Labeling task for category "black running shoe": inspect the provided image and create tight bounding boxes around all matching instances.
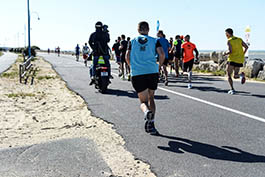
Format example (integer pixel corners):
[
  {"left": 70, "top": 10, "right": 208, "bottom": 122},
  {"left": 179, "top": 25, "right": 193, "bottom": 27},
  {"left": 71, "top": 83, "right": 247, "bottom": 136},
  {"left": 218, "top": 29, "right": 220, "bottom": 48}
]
[
  {"left": 145, "top": 121, "right": 159, "bottom": 135},
  {"left": 89, "top": 79, "right": 95, "bottom": 86}
]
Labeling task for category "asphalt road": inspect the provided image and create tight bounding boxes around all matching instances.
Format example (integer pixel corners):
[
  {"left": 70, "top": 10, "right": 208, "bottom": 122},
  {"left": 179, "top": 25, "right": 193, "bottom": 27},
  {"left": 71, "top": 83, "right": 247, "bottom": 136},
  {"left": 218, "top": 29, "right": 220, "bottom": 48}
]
[
  {"left": 40, "top": 53, "right": 265, "bottom": 177},
  {"left": 0, "top": 52, "right": 18, "bottom": 74}
]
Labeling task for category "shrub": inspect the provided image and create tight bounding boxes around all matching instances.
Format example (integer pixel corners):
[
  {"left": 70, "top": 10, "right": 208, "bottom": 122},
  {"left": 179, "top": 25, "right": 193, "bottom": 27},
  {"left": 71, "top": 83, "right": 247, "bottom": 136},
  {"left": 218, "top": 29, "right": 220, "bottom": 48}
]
[
  {"left": 24, "top": 47, "right": 36, "bottom": 57},
  {"left": 32, "top": 46, "right": 40, "bottom": 50}
]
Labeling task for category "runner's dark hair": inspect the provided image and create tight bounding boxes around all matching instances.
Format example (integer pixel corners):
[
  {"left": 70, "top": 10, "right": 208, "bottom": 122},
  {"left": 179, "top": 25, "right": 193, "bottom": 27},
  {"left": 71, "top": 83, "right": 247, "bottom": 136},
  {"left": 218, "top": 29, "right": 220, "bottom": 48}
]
[
  {"left": 138, "top": 21, "right": 149, "bottom": 32},
  {"left": 158, "top": 30, "right": 164, "bottom": 35},
  {"left": 225, "top": 28, "right": 233, "bottom": 35}
]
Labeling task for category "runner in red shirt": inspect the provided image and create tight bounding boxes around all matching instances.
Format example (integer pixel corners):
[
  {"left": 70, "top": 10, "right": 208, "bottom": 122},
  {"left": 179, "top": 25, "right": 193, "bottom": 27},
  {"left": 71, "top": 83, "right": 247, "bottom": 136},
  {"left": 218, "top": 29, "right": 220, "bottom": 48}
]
[{"left": 182, "top": 35, "right": 199, "bottom": 89}]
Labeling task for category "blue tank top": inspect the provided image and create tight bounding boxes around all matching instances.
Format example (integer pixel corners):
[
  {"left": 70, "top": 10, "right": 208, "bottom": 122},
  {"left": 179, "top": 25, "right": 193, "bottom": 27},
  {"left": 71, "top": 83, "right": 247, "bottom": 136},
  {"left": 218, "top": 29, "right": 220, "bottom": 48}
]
[
  {"left": 130, "top": 35, "right": 159, "bottom": 76},
  {"left": 158, "top": 37, "right": 170, "bottom": 58}
]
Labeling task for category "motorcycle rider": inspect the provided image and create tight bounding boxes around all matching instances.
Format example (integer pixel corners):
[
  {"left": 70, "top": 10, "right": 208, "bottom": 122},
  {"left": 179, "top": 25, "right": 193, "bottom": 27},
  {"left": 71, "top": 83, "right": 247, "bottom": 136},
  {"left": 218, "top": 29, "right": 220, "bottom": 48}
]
[{"left": 89, "top": 21, "right": 111, "bottom": 85}]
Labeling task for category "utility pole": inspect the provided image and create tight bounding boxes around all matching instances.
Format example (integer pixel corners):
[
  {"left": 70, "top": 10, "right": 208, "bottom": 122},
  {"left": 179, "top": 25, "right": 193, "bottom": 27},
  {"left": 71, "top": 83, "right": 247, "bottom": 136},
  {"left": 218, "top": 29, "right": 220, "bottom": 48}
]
[{"left": 27, "top": 0, "right": 31, "bottom": 57}]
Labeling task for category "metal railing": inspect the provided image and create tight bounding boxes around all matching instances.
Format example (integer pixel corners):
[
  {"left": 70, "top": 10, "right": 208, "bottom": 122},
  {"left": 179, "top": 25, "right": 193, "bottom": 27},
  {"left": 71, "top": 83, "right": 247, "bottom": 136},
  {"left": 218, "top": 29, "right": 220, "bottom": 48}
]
[{"left": 19, "top": 56, "right": 36, "bottom": 84}]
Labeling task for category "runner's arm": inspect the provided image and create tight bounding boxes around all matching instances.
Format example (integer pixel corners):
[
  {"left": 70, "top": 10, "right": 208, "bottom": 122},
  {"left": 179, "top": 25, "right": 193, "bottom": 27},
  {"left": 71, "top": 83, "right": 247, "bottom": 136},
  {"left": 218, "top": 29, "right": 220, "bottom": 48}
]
[
  {"left": 242, "top": 40, "right": 249, "bottom": 54},
  {"left": 181, "top": 48, "right": 184, "bottom": 58},
  {"left": 88, "top": 47, "right": 91, "bottom": 54},
  {"left": 157, "top": 47, "right": 165, "bottom": 67},
  {"left": 119, "top": 43, "right": 124, "bottom": 50},
  {"left": 88, "top": 34, "right": 95, "bottom": 50},
  {"left": 126, "top": 50, "right": 131, "bottom": 67},
  {"left": 170, "top": 45, "right": 174, "bottom": 53},
  {"left": 223, "top": 41, "right": 232, "bottom": 56},
  {"left": 156, "top": 41, "right": 165, "bottom": 67},
  {"left": 194, "top": 48, "right": 199, "bottom": 59},
  {"left": 167, "top": 41, "right": 171, "bottom": 53},
  {"left": 125, "top": 42, "right": 131, "bottom": 66}
]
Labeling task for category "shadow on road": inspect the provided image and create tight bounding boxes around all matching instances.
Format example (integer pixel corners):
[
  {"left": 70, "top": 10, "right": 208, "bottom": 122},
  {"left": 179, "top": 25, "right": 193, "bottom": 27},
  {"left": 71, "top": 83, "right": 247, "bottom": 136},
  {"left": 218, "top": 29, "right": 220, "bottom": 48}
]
[
  {"left": 166, "top": 74, "right": 223, "bottom": 83},
  {"left": 157, "top": 134, "right": 265, "bottom": 163},
  {"left": 251, "top": 94, "right": 265, "bottom": 98},
  {"left": 190, "top": 86, "right": 265, "bottom": 99},
  {"left": 106, "top": 89, "right": 170, "bottom": 100},
  {"left": 106, "top": 89, "right": 138, "bottom": 98}
]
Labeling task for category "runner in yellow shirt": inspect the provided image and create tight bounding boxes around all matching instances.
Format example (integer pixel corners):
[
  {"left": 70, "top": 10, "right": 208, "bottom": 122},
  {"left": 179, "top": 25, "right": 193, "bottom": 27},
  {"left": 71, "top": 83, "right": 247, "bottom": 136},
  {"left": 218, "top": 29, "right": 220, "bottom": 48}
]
[{"left": 223, "top": 28, "right": 248, "bottom": 95}]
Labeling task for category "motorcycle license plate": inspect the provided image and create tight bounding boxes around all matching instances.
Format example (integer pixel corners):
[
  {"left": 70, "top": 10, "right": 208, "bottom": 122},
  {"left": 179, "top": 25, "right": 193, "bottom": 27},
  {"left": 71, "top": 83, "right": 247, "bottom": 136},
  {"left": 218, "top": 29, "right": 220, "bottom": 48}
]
[{"left": 101, "top": 72, "right": 108, "bottom": 76}]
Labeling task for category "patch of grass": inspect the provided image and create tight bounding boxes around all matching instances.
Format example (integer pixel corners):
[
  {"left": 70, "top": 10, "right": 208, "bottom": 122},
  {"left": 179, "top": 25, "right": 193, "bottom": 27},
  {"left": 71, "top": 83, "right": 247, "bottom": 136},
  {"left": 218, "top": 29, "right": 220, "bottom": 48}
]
[
  {"left": 0, "top": 71, "right": 19, "bottom": 78},
  {"left": 6, "top": 93, "right": 36, "bottom": 98},
  {"left": 212, "top": 70, "right": 226, "bottom": 76},
  {"left": 36, "top": 75, "right": 56, "bottom": 80},
  {"left": 0, "top": 52, "right": 3, "bottom": 57},
  {"left": 31, "top": 57, "right": 38, "bottom": 62},
  {"left": 17, "top": 57, "right": 24, "bottom": 63}
]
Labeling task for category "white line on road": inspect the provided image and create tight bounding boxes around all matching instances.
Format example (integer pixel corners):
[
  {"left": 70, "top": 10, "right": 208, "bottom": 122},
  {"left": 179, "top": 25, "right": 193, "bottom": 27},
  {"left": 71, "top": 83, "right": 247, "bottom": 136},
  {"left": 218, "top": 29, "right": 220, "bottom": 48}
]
[
  {"left": 112, "top": 72, "right": 265, "bottom": 123},
  {"left": 158, "top": 86, "right": 265, "bottom": 123}
]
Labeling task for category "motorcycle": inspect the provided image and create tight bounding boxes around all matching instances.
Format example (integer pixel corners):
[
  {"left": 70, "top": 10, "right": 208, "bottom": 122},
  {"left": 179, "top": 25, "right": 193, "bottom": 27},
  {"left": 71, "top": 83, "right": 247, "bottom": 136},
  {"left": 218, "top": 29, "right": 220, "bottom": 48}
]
[{"left": 93, "top": 56, "right": 110, "bottom": 93}]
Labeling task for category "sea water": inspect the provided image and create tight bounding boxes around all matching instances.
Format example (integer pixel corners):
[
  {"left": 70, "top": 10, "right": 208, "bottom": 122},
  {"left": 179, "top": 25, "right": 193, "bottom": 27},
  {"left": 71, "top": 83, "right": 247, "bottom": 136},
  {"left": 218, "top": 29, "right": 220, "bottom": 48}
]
[
  {"left": 248, "top": 51, "right": 265, "bottom": 60},
  {"left": 200, "top": 50, "right": 265, "bottom": 61}
]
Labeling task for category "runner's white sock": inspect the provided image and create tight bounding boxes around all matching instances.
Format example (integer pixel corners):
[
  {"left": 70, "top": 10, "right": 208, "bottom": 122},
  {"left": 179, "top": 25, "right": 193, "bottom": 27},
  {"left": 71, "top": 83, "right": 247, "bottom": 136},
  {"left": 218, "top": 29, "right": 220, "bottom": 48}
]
[{"left": 144, "top": 110, "right": 150, "bottom": 115}]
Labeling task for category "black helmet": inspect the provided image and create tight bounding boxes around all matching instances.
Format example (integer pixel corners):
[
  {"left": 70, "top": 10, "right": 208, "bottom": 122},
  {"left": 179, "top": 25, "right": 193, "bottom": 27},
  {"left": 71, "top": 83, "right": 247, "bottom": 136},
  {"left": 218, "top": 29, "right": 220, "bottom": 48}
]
[{"left": 95, "top": 21, "right": 103, "bottom": 28}]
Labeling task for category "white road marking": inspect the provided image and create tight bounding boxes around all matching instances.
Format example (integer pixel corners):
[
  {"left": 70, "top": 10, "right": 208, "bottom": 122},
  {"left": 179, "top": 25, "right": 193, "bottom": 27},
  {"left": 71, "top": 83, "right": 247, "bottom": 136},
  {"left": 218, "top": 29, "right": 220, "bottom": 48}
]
[{"left": 158, "top": 86, "right": 265, "bottom": 123}]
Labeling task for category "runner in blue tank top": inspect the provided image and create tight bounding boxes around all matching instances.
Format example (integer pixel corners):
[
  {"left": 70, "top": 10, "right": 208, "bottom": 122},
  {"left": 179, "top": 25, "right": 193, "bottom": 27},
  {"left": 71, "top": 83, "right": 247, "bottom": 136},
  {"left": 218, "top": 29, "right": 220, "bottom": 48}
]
[
  {"left": 157, "top": 30, "right": 171, "bottom": 86},
  {"left": 126, "top": 21, "right": 165, "bottom": 135}
]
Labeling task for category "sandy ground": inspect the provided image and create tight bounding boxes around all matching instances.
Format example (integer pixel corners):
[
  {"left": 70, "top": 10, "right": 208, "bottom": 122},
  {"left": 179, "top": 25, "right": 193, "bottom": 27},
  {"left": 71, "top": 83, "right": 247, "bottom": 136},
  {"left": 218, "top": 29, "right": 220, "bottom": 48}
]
[{"left": 0, "top": 56, "right": 155, "bottom": 177}]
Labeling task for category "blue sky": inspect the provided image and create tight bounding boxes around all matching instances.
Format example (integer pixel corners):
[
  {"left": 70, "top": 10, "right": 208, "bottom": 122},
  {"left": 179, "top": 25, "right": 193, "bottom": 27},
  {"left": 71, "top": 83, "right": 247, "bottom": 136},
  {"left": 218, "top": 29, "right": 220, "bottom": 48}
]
[{"left": 1, "top": 0, "right": 265, "bottom": 50}]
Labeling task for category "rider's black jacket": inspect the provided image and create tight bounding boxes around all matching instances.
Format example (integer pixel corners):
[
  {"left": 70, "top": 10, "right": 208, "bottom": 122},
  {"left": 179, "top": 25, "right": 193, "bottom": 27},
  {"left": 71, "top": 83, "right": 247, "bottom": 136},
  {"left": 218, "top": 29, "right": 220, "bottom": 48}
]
[{"left": 89, "top": 28, "right": 110, "bottom": 56}]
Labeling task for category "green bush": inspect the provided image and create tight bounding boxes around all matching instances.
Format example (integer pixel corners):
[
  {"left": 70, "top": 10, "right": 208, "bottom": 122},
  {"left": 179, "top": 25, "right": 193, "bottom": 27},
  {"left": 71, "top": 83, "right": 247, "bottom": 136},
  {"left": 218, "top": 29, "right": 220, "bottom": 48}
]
[
  {"left": 9, "top": 46, "right": 40, "bottom": 57},
  {"left": 24, "top": 47, "right": 36, "bottom": 57},
  {"left": 32, "top": 46, "right": 40, "bottom": 50}
]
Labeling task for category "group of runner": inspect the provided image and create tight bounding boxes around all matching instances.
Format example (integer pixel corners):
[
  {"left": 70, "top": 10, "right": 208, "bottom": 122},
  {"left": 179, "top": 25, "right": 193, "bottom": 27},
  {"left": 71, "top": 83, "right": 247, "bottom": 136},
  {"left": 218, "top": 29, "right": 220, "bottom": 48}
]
[
  {"left": 58, "top": 21, "right": 248, "bottom": 135},
  {"left": 155, "top": 30, "right": 199, "bottom": 88},
  {"left": 124, "top": 22, "right": 248, "bottom": 135},
  {"left": 75, "top": 43, "right": 90, "bottom": 66},
  {"left": 112, "top": 29, "right": 200, "bottom": 89},
  {"left": 112, "top": 35, "right": 131, "bottom": 81}
]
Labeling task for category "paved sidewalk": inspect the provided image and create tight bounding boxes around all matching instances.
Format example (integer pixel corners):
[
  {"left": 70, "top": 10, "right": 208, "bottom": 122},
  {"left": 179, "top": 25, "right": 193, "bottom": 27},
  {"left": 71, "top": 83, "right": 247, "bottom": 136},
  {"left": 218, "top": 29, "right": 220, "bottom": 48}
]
[
  {"left": 0, "top": 52, "right": 18, "bottom": 74},
  {"left": 0, "top": 138, "right": 111, "bottom": 177}
]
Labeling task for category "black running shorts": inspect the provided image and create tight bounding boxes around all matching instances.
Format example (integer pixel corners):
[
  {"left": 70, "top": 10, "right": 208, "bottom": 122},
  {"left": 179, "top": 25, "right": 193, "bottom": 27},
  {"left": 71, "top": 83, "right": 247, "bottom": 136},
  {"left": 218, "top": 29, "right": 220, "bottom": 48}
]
[
  {"left": 121, "top": 54, "right": 126, "bottom": 63},
  {"left": 183, "top": 59, "right": 194, "bottom": 72},
  {"left": 132, "top": 73, "right": 159, "bottom": 93},
  {"left": 227, "top": 61, "right": 243, "bottom": 67},
  {"left": 174, "top": 52, "right": 181, "bottom": 59},
  {"left": 168, "top": 53, "right": 174, "bottom": 60}
]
